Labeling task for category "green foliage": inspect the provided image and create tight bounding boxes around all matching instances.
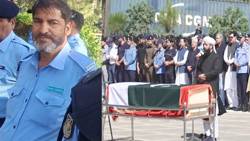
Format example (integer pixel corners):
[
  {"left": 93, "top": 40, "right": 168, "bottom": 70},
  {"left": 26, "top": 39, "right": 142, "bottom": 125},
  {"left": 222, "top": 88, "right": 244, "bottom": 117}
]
[
  {"left": 16, "top": 12, "right": 32, "bottom": 26},
  {"left": 148, "top": 24, "right": 165, "bottom": 36},
  {"left": 81, "top": 25, "right": 102, "bottom": 66},
  {"left": 158, "top": 0, "right": 179, "bottom": 33},
  {"left": 15, "top": 0, "right": 35, "bottom": 12},
  {"left": 125, "top": 1, "right": 155, "bottom": 36},
  {"left": 108, "top": 12, "right": 127, "bottom": 35},
  {"left": 14, "top": 12, "right": 32, "bottom": 40},
  {"left": 209, "top": 7, "right": 249, "bottom": 36},
  {"left": 67, "top": 0, "right": 102, "bottom": 26}
]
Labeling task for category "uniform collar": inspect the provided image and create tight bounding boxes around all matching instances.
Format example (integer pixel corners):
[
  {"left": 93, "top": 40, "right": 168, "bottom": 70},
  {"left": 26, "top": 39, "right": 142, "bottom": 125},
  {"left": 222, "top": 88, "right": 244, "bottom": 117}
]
[
  {"left": 0, "top": 31, "right": 15, "bottom": 52},
  {"left": 68, "top": 33, "right": 80, "bottom": 41},
  {"left": 49, "top": 42, "right": 71, "bottom": 70},
  {"left": 31, "top": 42, "right": 71, "bottom": 70}
]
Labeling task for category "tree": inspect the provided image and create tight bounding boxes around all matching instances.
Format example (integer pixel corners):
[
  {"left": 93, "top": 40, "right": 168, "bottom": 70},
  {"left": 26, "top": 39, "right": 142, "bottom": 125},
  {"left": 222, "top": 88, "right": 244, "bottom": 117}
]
[
  {"left": 15, "top": 0, "right": 35, "bottom": 11},
  {"left": 158, "top": 0, "right": 179, "bottom": 34},
  {"left": 209, "top": 7, "right": 249, "bottom": 36},
  {"left": 125, "top": 1, "right": 154, "bottom": 36},
  {"left": 108, "top": 12, "right": 127, "bottom": 35},
  {"left": 67, "top": 0, "right": 102, "bottom": 21},
  {"left": 15, "top": 12, "right": 32, "bottom": 40}
]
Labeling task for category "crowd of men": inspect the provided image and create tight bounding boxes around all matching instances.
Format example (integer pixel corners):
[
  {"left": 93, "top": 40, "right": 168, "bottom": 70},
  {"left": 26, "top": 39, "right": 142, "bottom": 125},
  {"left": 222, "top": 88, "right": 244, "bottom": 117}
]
[
  {"left": 101, "top": 32, "right": 250, "bottom": 140},
  {"left": 101, "top": 32, "right": 250, "bottom": 112}
]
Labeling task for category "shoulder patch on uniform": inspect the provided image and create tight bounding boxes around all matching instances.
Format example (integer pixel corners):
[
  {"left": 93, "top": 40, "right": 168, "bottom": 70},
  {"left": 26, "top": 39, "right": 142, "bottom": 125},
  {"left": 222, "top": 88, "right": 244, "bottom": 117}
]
[
  {"left": 69, "top": 50, "right": 96, "bottom": 72},
  {"left": 63, "top": 113, "right": 75, "bottom": 139},
  {"left": 12, "top": 35, "right": 35, "bottom": 51},
  {"left": 21, "top": 53, "right": 34, "bottom": 62},
  {"left": 17, "top": 53, "right": 34, "bottom": 72}
]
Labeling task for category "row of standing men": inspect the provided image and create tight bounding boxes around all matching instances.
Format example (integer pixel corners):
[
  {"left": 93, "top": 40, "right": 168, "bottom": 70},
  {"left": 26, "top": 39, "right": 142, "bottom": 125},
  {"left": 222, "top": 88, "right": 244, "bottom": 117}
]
[
  {"left": 0, "top": 0, "right": 101, "bottom": 141},
  {"left": 101, "top": 32, "right": 250, "bottom": 112}
]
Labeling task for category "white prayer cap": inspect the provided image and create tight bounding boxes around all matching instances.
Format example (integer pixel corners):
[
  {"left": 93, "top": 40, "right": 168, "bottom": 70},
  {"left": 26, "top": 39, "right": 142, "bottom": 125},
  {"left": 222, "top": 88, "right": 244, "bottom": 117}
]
[
  {"left": 192, "top": 36, "right": 198, "bottom": 43},
  {"left": 203, "top": 36, "right": 216, "bottom": 46},
  {"left": 203, "top": 36, "right": 216, "bottom": 53}
]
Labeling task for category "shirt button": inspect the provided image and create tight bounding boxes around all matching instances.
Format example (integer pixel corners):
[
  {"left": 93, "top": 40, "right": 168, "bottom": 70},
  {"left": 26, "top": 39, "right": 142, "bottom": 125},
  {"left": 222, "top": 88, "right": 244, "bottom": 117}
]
[
  {"left": 45, "top": 101, "right": 49, "bottom": 105},
  {"left": 11, "top": 93, "right": 14, "bottom": 97},
  {"left": 25, "top": 99, "right": 28, "bottom": 103},
  {"left": 13, "top": 125, "right": 16, "bottom": 129}
]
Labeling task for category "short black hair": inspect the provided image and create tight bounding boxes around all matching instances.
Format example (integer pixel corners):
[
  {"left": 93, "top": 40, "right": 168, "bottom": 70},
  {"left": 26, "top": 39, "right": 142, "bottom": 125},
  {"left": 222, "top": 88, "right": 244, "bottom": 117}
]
[
  {"left": 247, "top": 33, "right": 250, "bottom": 38},
  {"left": 127, "top": 36, "right": 134, "bottom": 42},
  {"left": 133, "top": 36, "right": 140, "bottom": 44},
  {"left": 229, "top": 31, "right": 238, "bottom": 37},
  {"left": 70, "top": 10, "right": 84, "bottom": 31},
  {"left": 32, "top": 0, "right": 72, "bottom": 23},
  {"left": 101, "top": 36, "right": 107, "bottom": 42}
]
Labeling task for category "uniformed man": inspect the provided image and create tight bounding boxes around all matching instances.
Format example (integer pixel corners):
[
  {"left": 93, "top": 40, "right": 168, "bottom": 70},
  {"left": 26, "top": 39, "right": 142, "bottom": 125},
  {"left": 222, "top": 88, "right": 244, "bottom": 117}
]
[
  {"left": 123, "top": 36, "right": 137, "bottom": 82},
  {"left": 68, "top": 10, "right": 88, "bottom": 56},
  {"left": 0, "top": 0, "right": 96, "bottom": 140},
  {"left": 144, "top": 39, "right": 155, "bottom": 82},
  {"left": 0, "top": 0, "right": 34, "bottom": 127},
  {"left": 136, "top": 36, "right": 147, "bottom": 82},
  {"left": 153, "top": 39, "right": 165, "bottom": 83},
  {"left": 58, "top": 69, "right": 102, "bottom": 141}
]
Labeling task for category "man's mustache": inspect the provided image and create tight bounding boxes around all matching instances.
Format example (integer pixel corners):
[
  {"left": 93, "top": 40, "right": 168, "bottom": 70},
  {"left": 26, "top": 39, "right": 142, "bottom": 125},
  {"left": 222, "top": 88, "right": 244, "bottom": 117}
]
[{"left": 37, "top": 33, "right": 53, "bottom": 39}]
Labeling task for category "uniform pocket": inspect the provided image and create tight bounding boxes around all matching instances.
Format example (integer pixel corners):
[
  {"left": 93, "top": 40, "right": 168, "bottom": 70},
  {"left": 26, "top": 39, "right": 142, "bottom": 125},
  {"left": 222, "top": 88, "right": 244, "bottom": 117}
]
[
  {"left": 8, "top": 86, "right": 24, "bottom": 98},
  {"left": 35, "top": 90, "right": 65, "bottom": 107},
  {"left": 25, "top": 90, "right": 68, "bottom": 129},
  {"left": 0, "top": 66, "right": 7, "bottom": 80},
  {"left": 6, "top": 86, "right": 25, "bottom": 118}
]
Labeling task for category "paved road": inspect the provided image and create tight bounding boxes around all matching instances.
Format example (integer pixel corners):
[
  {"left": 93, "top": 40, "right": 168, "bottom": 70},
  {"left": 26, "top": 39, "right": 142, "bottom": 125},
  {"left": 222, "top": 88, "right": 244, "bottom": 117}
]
[{"left": 103, "top": 110, "right": 250, "bottom": 141}]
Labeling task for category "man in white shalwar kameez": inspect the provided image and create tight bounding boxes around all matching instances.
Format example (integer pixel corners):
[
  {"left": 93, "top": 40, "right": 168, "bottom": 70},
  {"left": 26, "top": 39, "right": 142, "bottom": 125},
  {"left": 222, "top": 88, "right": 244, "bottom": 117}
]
[
  {"left": 174, "top": 38, "right": 189, "bottom": 85},
  {"left": 224, "top": 32, "right": 238, "bottom": 109}
]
